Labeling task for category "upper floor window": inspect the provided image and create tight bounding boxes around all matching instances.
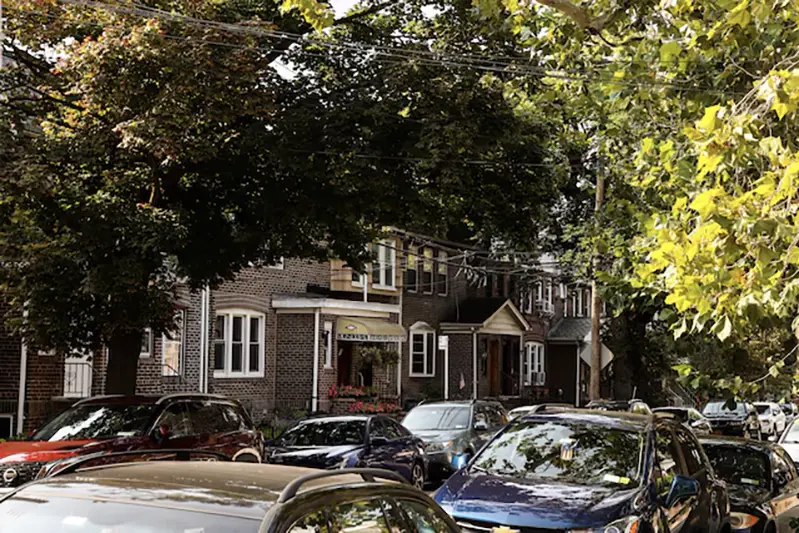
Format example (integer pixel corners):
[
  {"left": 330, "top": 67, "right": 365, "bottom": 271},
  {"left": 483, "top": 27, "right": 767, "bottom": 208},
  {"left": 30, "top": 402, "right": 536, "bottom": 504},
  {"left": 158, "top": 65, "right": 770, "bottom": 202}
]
[
  {"left": 373, "top": 240, "right": 396, "bottom": 290},
  {"left": 214, "top": 310, "right": 265, "bottom": 378},
  {"left": 404, "top": 243, "right": 418, "bottom": 293},
  {"left": 422, "top": 248, "right": 434, "bottom": 294},
  {"left": 162, "top": 310, "right": 185, "bottom": 376},
  {"left": 437, "top": 251, "right": 448, "bottom": 295},
  {"left": 582, "top": 289, "right": 591, "bottom": 317},
  {"left": 352, "top": 269, "right": 366, "bottom": 287}
]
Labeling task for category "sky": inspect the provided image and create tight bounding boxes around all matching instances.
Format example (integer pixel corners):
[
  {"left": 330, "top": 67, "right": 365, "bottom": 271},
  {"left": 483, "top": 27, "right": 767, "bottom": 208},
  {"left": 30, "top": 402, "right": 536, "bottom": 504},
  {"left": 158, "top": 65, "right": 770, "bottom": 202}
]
[{"left": 330, "top": 0, "right": 360, "bottom": 17}]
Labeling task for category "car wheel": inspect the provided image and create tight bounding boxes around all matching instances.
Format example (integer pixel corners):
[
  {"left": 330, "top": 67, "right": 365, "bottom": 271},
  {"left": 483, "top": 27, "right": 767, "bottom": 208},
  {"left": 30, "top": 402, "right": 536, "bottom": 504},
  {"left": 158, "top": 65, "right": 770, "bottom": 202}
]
[
  {"left": 411, "top": 462, "right": 425, "bottom": 490},
  {"left": 233, "top": 453, "right": 260, "bottom": 463}
]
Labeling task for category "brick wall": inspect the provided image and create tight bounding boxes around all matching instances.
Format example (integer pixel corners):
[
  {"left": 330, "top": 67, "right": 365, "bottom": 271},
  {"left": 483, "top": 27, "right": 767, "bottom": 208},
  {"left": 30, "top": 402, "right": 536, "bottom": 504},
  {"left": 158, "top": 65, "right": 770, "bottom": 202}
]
[
  {"left": 275, "top": 313, "right": 315, "bottom": 413},
  {"left": 0, "top": 302, "right": 21, "bottom": 414},
  {"left": 446, "top": 333, "right": 473, "bottom": 400}
]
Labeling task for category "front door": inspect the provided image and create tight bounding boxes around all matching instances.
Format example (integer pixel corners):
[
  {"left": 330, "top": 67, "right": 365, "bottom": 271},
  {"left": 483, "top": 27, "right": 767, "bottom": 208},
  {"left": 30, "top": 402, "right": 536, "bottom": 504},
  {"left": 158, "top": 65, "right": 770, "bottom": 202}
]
[
  {"left": 488, "top": 339, "right": 500, "bottom": 396},
  {"left": 338, "top": 343, "right": 353, "bottom": 386},
  {"left": 63, "top": 350, "right": 92, "bottom": 398}
]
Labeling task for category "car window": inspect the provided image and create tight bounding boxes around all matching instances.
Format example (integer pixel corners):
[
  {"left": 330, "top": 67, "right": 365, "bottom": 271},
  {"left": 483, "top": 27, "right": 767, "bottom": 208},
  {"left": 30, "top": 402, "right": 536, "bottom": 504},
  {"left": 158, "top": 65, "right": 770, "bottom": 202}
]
[
  {"left": 183, "top": 401, "right": 243, "bottom": 435},
  {"left": 783, "top": 420, "right": 799, "bottom": 444},
  {"left": 402, "top": 406, "right": 470, "bottom": 431},
  {"left": 0, "top": 493, "right": 260, "bottom": 532},
  {"left": 369, "top": 419, "right": 388, "bottom": 440},
  {"left": 157, "top": 402, "right": 193, "bottom": 438},
  {"left": 703, "top": 401, "right": 746, "bottom": 416},
  {"left": 280, "top": 419, "right": 367, "bottom": 446},
  {"left": 654, "top": 428, "right": 682, "bottom": 499},
  {"left": 703, "top": 444, "right": 769, "bottom": 488},
  {"left": 674, "top": 427, "right": 704, "bottom": 476},
  {"left": 32, "top": 403, "right": 156, "bottom": 441},
  {"left": 773, "top": 449, "right": 796, "bottom": 483},
  {"left": 755, "top": 404, "right": 770, "bottom": 415},
  {"left": 396, "top": 499, "right": 454, "bottom": 533},
  {"left": 328, "top": 498, "right": 397, "bottom": 533},
  {"left": 289, "top": 509, "right": 330, "bottom": 533},
  {"left": 383, "top": 419, "right": 407, "bottom": 440}
]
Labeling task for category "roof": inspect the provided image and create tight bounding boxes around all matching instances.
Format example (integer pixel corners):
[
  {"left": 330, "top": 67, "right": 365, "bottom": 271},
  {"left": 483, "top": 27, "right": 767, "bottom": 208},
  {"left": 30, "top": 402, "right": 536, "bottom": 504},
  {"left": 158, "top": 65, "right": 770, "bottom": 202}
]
[
  {"left": 548, "top": 317, "right": 592, "bottom": 341},
  {"left": 522, "top": 408, "right": 652, "bottom": 431},
  {"left": 297, "top": 415, "right": 371, "bottom": 423},
  {"left": 444, "top": 298, "right": 511, "bottom": 324},
  {"left": 15, "top": 462, "right": 366, "bottom": 520}
]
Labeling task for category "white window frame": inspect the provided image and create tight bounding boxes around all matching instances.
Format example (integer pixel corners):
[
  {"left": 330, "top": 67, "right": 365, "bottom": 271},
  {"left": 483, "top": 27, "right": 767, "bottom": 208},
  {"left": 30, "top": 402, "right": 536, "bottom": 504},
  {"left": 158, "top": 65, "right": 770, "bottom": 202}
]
[
  {"left": 409, "top": 327, "right": 436, "bottom": 377},
  {"left": 140, "top": 327, "right": 153, "bottom": 358},
  {"left": 583, "top": 289, "right": 592, "bottom": 317},
  {"left": 323, "top": 321, "right": 333, "bottom": 369},
  {"left": 524, "top": 342, "right": 545, "bottom": 386},
  {"left": 437, "top": 250, "right": 448, "bottom": 296},
  {"left": 373, "top": 240, "right": 397, "bottom": 290},
  {"left": 213, "top": 309, "right": 266, "bottom": 378},
  {"left": 162, "top": 310, "right": 185, "bottom": 377},
  {"left": 573, "top": 290, "right": 583, "bottom": 317}
]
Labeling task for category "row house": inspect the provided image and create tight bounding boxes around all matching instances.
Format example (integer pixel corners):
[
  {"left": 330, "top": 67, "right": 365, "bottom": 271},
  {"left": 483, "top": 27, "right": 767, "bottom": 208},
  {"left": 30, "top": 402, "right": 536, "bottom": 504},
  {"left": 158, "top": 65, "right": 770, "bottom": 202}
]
[{"left": 0, "top": 232, "right": 614, "bottom": 436}]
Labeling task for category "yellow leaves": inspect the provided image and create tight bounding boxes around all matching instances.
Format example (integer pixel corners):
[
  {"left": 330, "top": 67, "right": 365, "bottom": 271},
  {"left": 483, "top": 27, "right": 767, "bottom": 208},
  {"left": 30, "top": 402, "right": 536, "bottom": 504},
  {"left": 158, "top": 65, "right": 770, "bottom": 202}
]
[
  {"left": 689, "top": 187, "right": 723, "bottom": 217},
  {"left": 697, "top": 105, "right": 723, "bottom": 134},
  {"left": 697, "top": 151, "right": 724, "bottom": 180},
  {"left": 772, "top": 96, "right": 797, "bottom": 119},
  {"left": 279, "top": 0, "right": 334, "bottom": 30},
  {"left": 659, "top": 41, "right": 682, "bottom": 63},
  {"left": 641, "top": 137, "right": 655, "bottom": 154},
  {"left": 397, "top": 106, "right": 411, "bottom": 118},
  {"left": 672, "top": 197, "right": 688, "bottom": 216}
]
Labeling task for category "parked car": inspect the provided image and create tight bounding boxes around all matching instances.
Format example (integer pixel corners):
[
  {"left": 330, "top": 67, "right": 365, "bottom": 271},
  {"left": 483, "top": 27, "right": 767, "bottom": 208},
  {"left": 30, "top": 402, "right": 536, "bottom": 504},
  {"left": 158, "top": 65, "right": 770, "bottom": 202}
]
[
  {"left": 754, "top": 402, "right": 787, "bottom": 438},
  {"left": 402, "top": 400, "right": 507, "bottom": 479},
  {"left": 700, "top": 436, "right": 799, "bottom": 533},
  {"left": 507, "top": 403, "right": 572, "bottom": 420},
  {"left": 0, "top": 393, "right": 262, "bottom": 488},
  {"left": 0, "top": 455, "right": 460, "bottom": 533},
  {"left": 652, "top": 406, "right": 713, "bottom": 434},
  {"left": 780, "top": 402, "right": 799, "bottom": 421},
  {"left": 586, "top": 398, "right": 653, "bottom": 415},
  {"left": 778, "top": 417, "right": 799, "bottom": 464},
  {"left": 263, "top": 415, "right": 427, "bottom": 489},
  {"left": 435, "top": 409, "right": 730, "bottom": 532},
  {"left": 703, "top": 400, "right": 762, "bottom": 439}
]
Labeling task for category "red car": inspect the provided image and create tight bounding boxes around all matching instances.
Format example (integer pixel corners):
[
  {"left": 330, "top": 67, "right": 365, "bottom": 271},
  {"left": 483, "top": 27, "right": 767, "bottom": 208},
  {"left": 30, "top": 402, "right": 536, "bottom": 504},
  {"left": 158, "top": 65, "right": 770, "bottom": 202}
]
[{"left": 0, "top": 393, "right": 263, "bottom": 488}]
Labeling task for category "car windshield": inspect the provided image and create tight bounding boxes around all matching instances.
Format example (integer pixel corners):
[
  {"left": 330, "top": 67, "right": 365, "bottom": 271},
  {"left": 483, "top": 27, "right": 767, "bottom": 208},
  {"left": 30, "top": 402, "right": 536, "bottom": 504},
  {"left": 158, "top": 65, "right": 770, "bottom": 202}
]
[
  {"left": 654, "top": 408, "right": 688, "bottom": 422},
  {"left": 782, "top": 421, "right": 799, "bottom": 444},
  {"left": 702, "top": 445, "right": 770, "bottom": 488},
  {"left": 755, "top": 405, "right": 770, "bottom": 415},
  {"left": 32, "top": 404, "right": 155, "bottom": 441},
  {"left": 0, "top": 494, "right": 259, "bottom": 532},
  {"left": 277, "top": 419, "right": 366, "bottom": 446},
  {"left": 403, "top": 405, "right": 470, "bottom": 431},
  {"left": 703, "top": 402, "right": 745, "bottom": 415},
  {"left": 471, "top": 419, "right": 643, "bottom": 487},
  {"left": 781, "top": 405, "right": 794, "bottom": 415}
]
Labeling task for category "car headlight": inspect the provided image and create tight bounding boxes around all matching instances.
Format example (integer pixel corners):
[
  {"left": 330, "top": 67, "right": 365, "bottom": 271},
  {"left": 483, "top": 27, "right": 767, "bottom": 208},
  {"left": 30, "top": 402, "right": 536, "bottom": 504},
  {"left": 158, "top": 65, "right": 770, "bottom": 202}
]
[
  {"left": 426, "top": 440, "right": 453, "bottom": 452},
  {"left": 571, "top": 516, "right": 640, "bottom": 533},
  {"left": 729, "top": 512, "right": 759, "bottom": 530}
]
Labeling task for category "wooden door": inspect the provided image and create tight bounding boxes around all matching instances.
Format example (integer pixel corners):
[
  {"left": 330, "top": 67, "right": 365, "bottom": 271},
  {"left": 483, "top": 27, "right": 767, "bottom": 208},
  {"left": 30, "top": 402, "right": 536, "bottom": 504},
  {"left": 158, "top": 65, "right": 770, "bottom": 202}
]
[
  {"left": 488, "top": 339, "right": 500, "bottom": 396},
  {"left": 337, "top": 343, "right": 352, "bottom": 386}
]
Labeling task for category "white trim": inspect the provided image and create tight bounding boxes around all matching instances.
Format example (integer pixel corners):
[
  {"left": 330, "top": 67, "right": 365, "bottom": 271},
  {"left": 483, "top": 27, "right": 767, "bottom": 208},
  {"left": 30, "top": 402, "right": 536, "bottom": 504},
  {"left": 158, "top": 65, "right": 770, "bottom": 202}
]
[
  {"left": 523, "top": 341, "right": 545, "bottom": 386},
  {"left": 351, "top": 271, "right": 366, "bottom": 287},
  {"left": 482, "top": 300, "right": 531, "bottom": 332},
  {"left": 267, "top": 258, "right": 285, "bottom": 270},
  {"left": 198, "top": 288, "right": 206, "bottom": 391},
  {"left": 323, "top": 321, "right": 333, "bottom": 369},
  {"left": 272, "top": 296, "right": 400, "bottom": 315},
  {"left": 441, "top": 335, "right": 450, "bottom": 400},
  {"left": 518, "top": 334, "right": 525, "bottom": 393},
  {"left": 162, "top": 310, "right": 185, "bottom": 377},
  {"left": 472, "top": 331, "right": 478, "bottom": 399},
  {"left": 213, "top": 309, "right": 266, "bottom": 378},
  {"left": 409, "top": 327, "right": 436, "bottom": 377},
  {"left": 17, "top": 314, "right": 27, "bottom": 435},
  {"left": 373, "top": 240, "right": 397, "bottom": 290},
  {"left": 312, "top": 309, "right": 320, "bottom": 412},
  {"left": 140, "top": 327, "right": 153, "bottom": 359}
]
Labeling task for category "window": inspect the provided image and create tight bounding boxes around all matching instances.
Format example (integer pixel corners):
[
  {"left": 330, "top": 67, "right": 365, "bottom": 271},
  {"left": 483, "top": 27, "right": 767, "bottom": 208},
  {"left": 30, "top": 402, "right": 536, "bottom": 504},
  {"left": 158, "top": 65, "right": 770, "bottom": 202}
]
[
  {"left": 397, "top": 499, "right": 453, "bottom": 533},
  {"left": 162, "top": 310, "right": 185, "bottom": 376},
  {"left": 410, "top": 329, "right": 435, "bottom": 377},
  {"left": 268, "top": 257, "right": 285, "bottom": 269},
  {"left": 572, "top": 290, "right": 582, "bottom": 317},
  {"left": 383, "top": 418, "right": 408, "bottom": 439},
  {"left": 774, "top": 449, "right": 798, "bottom": 481},
  {"left": 372, "top": 240, "right": 396, "bottom": 289},
  {"left": 422, "top": 248, "right": 434, "bottom": 294},
  {"left": 675, "top": 427, "right": 704, "bottom": 476},
  {"left": 437, "top": 251, "right": 448, "bottom": 295},
  {"left": 545, "top": 280, "right": 553, "bottom": 306},
  {"left": 140, "top": 328, "right": 152, "bottom": 358},
  {"left": 655, "top": 428, "right": 681, "bottom": 500},
  {"left": 289, "top": 510, "right": 330, "bottom": 533},
  {"left": 535, "top": 281, "right": 543, "bottom": 303},
  {"left": 369, "top": 419, "right": 388, "bottom": 440},
  {"left": 155, "top": 402, "right": 192, "bottom": 438},
  {"left": 329, "top": 499, "right": 395, "bottom": 533},
  {"left": 404, "top": 243, "right": 418, "bottom": 292},
  {"left": 523, "top": 342, "right": 545, "bottom": 386},
  {"left": 352, "top": 268, "right": 366, "bottom": 287},
  {"left": 582, "top": 289, "right": 592, "bottom": 317},
  {"left": 323, "top": 321, "right": 333, "bottom": 369},
  {"left": 560, "top": 283, "right": 567, "bottom": 299},
  {"left": 185, "top": 401, "right": 245, "bottom": 435},
  {"left": 214, "top": 310, "right": 265, "bottom": 377}
]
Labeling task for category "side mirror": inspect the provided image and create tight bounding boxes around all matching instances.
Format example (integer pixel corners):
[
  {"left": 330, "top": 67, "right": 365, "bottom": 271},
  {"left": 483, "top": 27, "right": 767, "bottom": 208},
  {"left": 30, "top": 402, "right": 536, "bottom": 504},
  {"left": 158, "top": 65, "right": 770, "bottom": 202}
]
[
  {"left": 370, "top": 436, "right": 389, "bottom": 447},
  {"left": 665, "top": 475, "right": 700, "bottom": 508},
  {"left": 474, "top": 420, "right": 489, "bottom": 431},
  {"left": 151, "top": 424, "right": 170, "bottom": 445}
]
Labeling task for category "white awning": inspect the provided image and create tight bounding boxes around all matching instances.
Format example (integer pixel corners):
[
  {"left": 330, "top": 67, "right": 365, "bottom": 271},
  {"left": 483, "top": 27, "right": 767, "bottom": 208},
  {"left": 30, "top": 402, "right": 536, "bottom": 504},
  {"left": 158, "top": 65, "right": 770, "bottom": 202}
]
[{"left": 336, "top": 317, "right": 406, "bottom": 343}]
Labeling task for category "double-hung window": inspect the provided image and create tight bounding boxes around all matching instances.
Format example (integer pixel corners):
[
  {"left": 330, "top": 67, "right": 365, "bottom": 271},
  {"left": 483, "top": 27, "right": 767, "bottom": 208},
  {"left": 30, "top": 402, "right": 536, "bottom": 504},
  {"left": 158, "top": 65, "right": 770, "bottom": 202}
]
[
  {"left": 323, "top": 321, "right": 333, "bottom": 369},
  {"left": 162, "top": 310, "right": 185, "bottom": 376},
  {"left": 140, "top": 328, "right": 152, "bottom": 358},
  {"left": 523, "top": 342, "right": 545, "bottom": 386},
  {"left": 404, "top": 243, "right": 418, "bottom": 292},
  {"left": 373, "top": 240, "right": 396, "bottom": 289},
  {"left": 214, "top": 310, "right": 265, "bottom": 378},
  {"left": 422, "top": 248, "right": 434, "bottom": 294},
  {"left": 437, "top": 251, "right": 448, "bottom": 295},
  {"left": 409, "top": 328, "right": 435, "bottom": 377}
]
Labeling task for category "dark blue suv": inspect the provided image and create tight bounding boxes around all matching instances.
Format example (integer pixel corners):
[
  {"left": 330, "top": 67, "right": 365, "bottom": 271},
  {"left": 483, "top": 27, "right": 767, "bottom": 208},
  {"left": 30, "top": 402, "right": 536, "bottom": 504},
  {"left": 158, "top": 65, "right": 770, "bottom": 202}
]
[{"left": 435, "top": 409, "right": 730, "bottom": 532}]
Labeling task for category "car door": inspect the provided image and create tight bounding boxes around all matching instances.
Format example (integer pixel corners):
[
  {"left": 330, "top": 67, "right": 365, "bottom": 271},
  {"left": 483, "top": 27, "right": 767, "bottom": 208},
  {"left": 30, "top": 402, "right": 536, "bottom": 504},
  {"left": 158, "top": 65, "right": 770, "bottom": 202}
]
[
  {"left": 769, "top": 448, "right": 799, "bottom": 533},
  {"left": 363, "top": 418, "right": 397, "bottom": 473},
  {"left": 383, "top": 417, "right": 417, "bottom": 481},
  {"left": 653, "top": 427, "right": 695, "bottom": 533},
  {"left": 182, "top": 400, "right": 250, "bottom": 459},
  {"left": 674, "top": 426, "right": 720, "bottom": 532}
]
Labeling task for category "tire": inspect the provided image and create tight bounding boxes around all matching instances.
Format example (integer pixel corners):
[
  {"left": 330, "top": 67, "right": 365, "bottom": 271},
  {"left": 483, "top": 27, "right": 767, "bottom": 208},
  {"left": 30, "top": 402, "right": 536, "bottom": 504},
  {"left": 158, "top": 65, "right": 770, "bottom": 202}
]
[{"left": 411, "top": 462, "right": 425, "bottom": 491}]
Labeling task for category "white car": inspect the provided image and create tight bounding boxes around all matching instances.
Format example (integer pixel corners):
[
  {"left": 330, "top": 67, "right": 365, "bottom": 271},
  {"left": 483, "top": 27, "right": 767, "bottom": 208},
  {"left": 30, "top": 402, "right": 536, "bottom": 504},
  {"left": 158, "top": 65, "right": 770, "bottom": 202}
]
[
  {"left": 754, "top": 401, "right": 787, "bottom": 437},
  {"left": 780, "top": 417, "right": 799, "bottom": 464}
]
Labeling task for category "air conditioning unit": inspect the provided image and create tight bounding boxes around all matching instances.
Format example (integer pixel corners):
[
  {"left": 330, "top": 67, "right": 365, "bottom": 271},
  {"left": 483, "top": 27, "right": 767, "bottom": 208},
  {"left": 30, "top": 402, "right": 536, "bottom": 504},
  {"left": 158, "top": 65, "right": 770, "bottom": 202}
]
[{"left": 533, "top": 372, "right": 547, "bottom": 386}]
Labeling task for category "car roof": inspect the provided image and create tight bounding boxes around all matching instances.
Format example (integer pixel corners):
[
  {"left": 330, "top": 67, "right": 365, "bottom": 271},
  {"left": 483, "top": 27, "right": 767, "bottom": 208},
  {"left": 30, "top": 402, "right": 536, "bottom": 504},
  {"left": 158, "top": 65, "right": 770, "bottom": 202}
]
[
  {"left": 296, "top": 415, "right": 371, "bottom": 423},
  {"left": 521, "top": 408, "right": 653, "bottom": 430},
  {"left": 75, "top": 393, "right": 235, "bottom": 406},
  {"left": 12, "top": 462, "right": 369, "bottom": 520},
  {"left": 653, "top": 406, "right": 691, "bottom": 411},
  {"left": 698, "top": 434, "right": 779, "bottom": 453}
]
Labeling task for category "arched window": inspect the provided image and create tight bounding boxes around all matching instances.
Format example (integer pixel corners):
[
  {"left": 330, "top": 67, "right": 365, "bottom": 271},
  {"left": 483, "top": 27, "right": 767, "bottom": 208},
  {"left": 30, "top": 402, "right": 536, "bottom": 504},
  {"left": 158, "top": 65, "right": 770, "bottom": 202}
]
[{"left": 409, "top": 322, "right": 435, "bottom": 377}]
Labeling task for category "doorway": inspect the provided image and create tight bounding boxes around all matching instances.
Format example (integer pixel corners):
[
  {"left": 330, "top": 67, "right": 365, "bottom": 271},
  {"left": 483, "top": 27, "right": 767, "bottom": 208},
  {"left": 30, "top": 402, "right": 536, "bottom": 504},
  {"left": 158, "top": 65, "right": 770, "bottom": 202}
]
[
  {"left": 488, "top": 339, "right": 501, "bottom": 396},
  {"left": 337, "top": 343, "right": 353, "bottom": 386}
]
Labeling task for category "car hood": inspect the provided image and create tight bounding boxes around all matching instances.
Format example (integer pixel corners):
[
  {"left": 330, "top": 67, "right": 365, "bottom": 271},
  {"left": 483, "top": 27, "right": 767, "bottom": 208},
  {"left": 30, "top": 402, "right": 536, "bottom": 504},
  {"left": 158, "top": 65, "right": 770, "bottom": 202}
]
[
  {"left": 266, "top": 445, "right": 361, "bottom": 467},
  {"left": 437, "top": 470, "right": 639, "bottom": 529},
  {"left": 725, "top": 483, "right": 771, "bottom": 508},
  {"left": 410, "top": 430, "right": 466, "bottom": 443},
  {"left": 780, "top": 442, "right": 799, "bottom": 463},
  {"left": 0, "top": 439, "right": 102, "bottom": 463}
]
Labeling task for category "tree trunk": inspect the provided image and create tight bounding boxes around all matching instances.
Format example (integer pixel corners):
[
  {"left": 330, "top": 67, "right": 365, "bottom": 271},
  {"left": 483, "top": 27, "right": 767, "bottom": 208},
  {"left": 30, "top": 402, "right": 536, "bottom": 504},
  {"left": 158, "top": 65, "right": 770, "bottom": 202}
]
[{"left": 105, "top": 329, "right": 143, "bottom": 395}]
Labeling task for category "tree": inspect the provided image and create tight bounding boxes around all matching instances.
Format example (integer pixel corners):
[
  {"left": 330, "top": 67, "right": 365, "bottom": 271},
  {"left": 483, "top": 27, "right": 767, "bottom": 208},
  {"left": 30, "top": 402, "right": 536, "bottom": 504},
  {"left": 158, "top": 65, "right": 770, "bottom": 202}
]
[{"left": 1, "top": 0, "right": 561, "bottom": 393}]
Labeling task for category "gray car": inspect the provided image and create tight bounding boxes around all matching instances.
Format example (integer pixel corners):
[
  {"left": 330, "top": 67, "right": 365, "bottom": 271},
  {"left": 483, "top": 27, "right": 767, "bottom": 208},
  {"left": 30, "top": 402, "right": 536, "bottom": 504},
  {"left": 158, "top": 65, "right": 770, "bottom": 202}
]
[{"left": 401, "top": 400, "right": 507, "bottom": 480}]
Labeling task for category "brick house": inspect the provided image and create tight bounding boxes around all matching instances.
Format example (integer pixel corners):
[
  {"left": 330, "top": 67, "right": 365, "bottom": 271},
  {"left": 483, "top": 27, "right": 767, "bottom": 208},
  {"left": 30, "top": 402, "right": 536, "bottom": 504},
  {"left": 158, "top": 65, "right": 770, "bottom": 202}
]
[{"left": 0, "top": 232, "right": 614, "bottom": 435}]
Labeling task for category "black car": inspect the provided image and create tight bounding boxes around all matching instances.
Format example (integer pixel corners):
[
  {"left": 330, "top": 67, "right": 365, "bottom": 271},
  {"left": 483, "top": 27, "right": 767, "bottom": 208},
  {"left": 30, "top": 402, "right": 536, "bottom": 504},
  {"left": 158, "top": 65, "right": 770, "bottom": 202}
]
[
  {"left": 586, "top": 398, "right": 653, "bottom": 414},
  {"left": 700, "top": 436, "right": 799, "bottom": 533},
  {"left": 653, "top": 406, "right": 713, "bottom": 435},
  {"left": 436, "top": 409, "right": 730, "bottom": 532},
  {"left": 703, "top": 401, "right": 762, "bottom": 439},
  {"left": 0, "top": 452, "right": 460, "bottom": 533},
  {"left": 264, "top": 415, "right": 427, "bottom": 489}
]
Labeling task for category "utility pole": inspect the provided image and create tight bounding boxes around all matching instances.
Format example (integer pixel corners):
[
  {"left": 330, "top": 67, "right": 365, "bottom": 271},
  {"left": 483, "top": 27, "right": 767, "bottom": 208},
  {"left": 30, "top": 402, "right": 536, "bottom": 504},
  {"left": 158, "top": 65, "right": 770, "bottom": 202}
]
[{"left": 589, "top": 158, "right": 605, "bottom": 401}]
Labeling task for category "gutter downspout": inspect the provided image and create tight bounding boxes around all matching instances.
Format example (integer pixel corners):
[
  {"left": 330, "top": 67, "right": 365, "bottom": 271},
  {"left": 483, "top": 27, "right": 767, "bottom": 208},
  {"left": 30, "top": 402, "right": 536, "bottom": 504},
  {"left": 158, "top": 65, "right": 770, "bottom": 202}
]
[
  {"left": 397, "top": 289, "right": 403, "bottom": 399},
  {"left": 472, "top": 329, "right": 478, "bottom": 400},
  {"left": 574, "top": 341, "right": 581, "bottom": 407},
  {"left": 444, "top": 337, "right": 449, "bottom": 400},
  {"left": 17, "top": 335, "right": 27, "bottom": 436},
  {"left": 204, "top": 286, "right": 211, "bottom": 393},
  {"left": 198, "top": 286, "right": 207, "bottom": 393},
  {"left": 312, "top": 309, "right": 321, "bottom": 412}
]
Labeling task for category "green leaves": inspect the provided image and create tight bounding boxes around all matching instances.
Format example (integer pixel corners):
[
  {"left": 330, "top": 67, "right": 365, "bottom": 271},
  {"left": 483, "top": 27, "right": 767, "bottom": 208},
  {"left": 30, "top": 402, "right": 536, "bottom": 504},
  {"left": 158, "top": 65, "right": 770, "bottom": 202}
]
[{"left": 659, "top": 41, "right": 682, "bottom": 63}]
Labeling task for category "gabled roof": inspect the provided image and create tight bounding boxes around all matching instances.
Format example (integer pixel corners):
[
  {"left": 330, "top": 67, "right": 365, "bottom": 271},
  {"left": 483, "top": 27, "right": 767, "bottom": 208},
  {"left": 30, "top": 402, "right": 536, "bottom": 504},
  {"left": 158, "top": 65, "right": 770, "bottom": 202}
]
[{"left": 440, "top": 298, "right": 529, "bottom": 333}]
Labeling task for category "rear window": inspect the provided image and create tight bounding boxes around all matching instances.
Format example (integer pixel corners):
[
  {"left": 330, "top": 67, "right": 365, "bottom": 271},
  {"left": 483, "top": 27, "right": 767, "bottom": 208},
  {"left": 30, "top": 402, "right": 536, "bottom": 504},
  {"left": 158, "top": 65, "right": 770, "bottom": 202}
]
[
  {"left": 403, "top": 405, "right": 470, "bottom": 431},
  {"left": 654, "top": 409, "right": 688, "bottom": 422},
  {"left": 32, "top": 404, "right": 155, "bottom": 441},
  {"left": 0, "top": 494, "right": 260, "bottom": 533},
  {"left": 755, "top": 405, "right": 770, "bottom": 415},
  {"left": 702, "top": 444, "right": 770, "bottom": 488},
  {"left": 703, "top": 402, "right": 745, "bottom": 415},
  {"left": 277, "top": 419, "right": 366, "bottom": 446}
]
